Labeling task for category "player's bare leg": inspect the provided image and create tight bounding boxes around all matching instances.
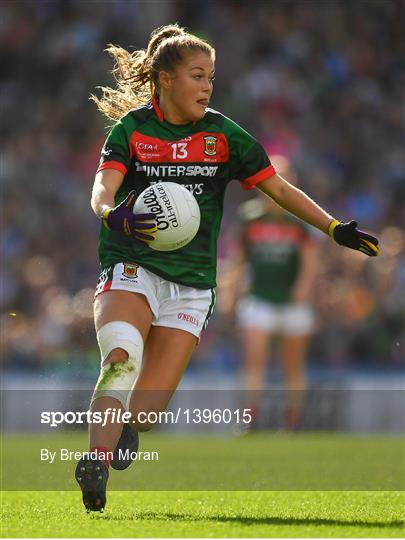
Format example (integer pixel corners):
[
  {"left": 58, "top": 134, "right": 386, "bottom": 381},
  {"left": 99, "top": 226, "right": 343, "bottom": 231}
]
[
  {"left": 280, "top": 334, "right": 309, "bottom": 429},
  {"left": 77, "top": 325, "right": 197, "bottom": 510},
  {"left": 128, "top": 326, "right": 198, "bottom": 431},
  {"left": 91, "top": 290, "right": 153, "bottom": 448},
  {"left": 76, "top": 290, "right": 152, "bottom": 512},
  {"left": 241, "top": 327, "right": 271, "bottom": 428}
]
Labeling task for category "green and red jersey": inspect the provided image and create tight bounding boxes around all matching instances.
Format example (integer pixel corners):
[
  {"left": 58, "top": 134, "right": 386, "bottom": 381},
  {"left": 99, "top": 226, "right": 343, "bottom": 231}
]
[
  {"left": 97, "top": 98, "right": 275, "bottom": 289},
  {"left": 240, "top": 200, "right": 314, "bottom": 304}
]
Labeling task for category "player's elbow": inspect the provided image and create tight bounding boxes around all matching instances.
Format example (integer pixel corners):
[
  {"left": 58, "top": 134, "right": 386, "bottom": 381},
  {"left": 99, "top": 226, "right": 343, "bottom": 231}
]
[{"left": 258, "top": 173, "right": 288, "bottom": 203}]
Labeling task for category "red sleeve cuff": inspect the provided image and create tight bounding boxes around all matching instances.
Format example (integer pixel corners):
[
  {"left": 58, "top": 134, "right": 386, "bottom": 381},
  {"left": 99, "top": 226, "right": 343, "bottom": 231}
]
[
  {"left": 241, "top": 164, "right": 276, "bottom": 190},
  {"left": 96, "top": 161, "right": 128, "bottom": 175}
]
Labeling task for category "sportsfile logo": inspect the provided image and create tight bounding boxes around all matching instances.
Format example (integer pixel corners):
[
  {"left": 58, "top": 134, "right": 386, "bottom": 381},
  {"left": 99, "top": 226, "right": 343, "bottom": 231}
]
[
  {"left": 135, "top": 162, "right": 218, "bottom": 177},
  {"left": 40, "top": 407, "right": 253, "bottom": 427}
]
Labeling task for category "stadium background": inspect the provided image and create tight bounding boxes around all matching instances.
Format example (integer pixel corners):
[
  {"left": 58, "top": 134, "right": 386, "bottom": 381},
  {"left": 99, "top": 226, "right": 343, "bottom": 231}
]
[{"left": 1, "top": 0, "right": 404, "bottom": 432}]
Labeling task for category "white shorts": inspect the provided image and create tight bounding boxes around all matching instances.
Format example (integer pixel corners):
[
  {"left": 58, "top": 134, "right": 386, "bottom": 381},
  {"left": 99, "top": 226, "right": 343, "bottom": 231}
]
[
  {"left": 237, "top": 295, "right": 315, "bottom": 336},
  {"left": 95, "top": 262, "right": 216, "bottom": 338}
]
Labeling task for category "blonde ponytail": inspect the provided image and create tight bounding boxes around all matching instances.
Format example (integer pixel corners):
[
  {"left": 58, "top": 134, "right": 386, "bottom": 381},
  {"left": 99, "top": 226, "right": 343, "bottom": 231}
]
[
  {"left": 146, "top": 24, "right": 185, "bottom": 57},
  {"left": 92, "top": 23, "right": 215, "bottom": 122}
]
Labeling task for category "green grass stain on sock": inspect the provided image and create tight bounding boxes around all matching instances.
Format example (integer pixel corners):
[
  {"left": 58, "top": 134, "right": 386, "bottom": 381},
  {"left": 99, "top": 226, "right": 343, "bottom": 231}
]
[{"left": 95, "top": 362, "right": 135, "bottom": 391}]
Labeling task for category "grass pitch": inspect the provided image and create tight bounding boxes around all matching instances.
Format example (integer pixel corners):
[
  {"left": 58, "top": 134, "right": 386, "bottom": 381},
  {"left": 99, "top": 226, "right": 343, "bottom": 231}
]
[
  {"left": 1, "top": 490, "right": 404, "bottom": 538},
  {"left": 1, "top": 431, "right": 404, "bottom": 537}
]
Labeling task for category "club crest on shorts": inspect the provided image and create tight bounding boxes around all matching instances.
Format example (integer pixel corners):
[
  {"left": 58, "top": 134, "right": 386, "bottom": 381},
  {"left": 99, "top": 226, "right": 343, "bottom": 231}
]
[
  {"left": 122, "top": 263, "right": 139, "bottom": 279},
  {"left": 203, "top": 136, "right": 217, "bottom": 156}
]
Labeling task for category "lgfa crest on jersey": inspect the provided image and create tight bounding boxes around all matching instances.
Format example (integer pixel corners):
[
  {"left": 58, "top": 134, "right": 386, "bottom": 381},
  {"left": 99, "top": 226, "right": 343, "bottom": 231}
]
[{"left": 203, "top": 135, "right": 217, "bottom": 156}]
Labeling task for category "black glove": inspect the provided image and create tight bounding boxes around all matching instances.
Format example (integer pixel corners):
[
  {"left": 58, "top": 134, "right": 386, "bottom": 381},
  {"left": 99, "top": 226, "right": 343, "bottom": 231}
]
[{"left": 329, "top": 220, "right": 380, "bottom": 256}]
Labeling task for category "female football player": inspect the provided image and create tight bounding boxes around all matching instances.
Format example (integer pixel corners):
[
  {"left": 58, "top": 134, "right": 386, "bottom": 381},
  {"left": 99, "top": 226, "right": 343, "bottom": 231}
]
[
  {"left": 235, "top": 156, "right": 319, "bottom": 431},
  {"left": 76, "top": 24, "right": 379, "bottom": 512}
]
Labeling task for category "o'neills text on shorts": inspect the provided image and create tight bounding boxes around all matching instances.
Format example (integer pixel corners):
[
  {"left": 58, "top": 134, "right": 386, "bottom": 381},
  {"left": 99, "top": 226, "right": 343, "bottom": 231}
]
[{"left": 178, "top": 312, "right": 199, "bottom": 326}]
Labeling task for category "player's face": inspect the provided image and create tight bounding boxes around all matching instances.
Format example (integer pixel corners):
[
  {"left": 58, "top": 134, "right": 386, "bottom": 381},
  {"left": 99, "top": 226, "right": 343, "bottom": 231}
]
[{"left": 160, "top": 51, "right": 215, "bottom": 124}]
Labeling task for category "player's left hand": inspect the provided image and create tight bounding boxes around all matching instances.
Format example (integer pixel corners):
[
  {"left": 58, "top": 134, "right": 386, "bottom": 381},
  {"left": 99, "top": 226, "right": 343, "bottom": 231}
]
[{"left": 328, "top": 220, "right": 380, "bottom": 256}]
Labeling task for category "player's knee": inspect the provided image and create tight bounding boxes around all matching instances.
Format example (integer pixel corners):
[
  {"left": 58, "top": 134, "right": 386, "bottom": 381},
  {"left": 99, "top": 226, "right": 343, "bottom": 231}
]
[
  {"left": 91, "top": 321, "right": 144, "bottom": 409},
  {"left": 104, "top": 347, "right": 129, "bottom": 365}
]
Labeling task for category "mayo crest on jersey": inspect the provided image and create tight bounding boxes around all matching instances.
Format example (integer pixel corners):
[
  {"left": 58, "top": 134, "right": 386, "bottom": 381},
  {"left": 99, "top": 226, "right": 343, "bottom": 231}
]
[{"left": 97, "top": 99, "right": 276, "bottom": 289}]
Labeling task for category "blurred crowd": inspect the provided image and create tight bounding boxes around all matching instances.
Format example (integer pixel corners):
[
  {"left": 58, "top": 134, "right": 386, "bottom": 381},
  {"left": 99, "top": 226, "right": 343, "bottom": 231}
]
[{"left": 1, "top": 0, "right": 404, "bottom": 374}]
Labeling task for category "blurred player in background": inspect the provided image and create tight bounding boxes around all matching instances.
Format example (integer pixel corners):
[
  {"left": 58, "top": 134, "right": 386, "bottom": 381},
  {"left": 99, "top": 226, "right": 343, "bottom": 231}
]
[
  {"left": 76, "top": 23, "right": 380, "bottom": 513},
  {"left": 236, "top": 156, "right": 319, "bottom": 430}
]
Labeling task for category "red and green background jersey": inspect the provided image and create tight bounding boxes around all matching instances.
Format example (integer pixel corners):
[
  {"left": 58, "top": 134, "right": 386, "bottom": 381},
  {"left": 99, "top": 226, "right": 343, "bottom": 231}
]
[
  {"left": 240, "top": 200, "right": 314, "bottom": 304},
  {"left": 97, "top": 99, "right": 275, "bottom": 289}
]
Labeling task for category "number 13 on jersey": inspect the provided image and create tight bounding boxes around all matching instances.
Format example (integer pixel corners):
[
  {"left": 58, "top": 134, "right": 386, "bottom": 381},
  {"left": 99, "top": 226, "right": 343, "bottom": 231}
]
[{"left": 171, "top": 142, "right": 188, "bottom": 159}]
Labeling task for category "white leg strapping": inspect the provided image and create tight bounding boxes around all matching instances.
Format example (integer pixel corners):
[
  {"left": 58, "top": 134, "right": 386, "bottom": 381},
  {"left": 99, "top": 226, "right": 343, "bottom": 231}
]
[{"left": 91, "top": 321, "right": 144, "bottom": 409}]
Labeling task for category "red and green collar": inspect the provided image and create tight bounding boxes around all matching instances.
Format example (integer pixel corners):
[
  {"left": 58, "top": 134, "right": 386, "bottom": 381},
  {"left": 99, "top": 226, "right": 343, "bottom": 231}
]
[
  {"left": 152, "top": 95, "right": 164, "bottom": 121},
  {"left": 151, "top": 94, "right": 198, "bottom": 126}
]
